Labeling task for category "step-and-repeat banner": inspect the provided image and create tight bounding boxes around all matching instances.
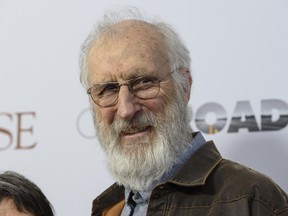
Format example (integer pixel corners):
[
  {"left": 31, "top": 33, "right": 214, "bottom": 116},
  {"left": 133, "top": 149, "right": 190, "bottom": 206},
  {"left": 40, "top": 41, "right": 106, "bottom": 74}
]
[{"left": 1, "top": 1, "right": 287, "bottom": 215}]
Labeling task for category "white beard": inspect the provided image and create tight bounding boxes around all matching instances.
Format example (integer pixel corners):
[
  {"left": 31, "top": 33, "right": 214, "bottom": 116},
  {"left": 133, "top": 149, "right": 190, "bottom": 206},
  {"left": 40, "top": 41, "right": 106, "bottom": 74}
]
[{"left": 92, "top": 95, "right": 192, "bottom": 191}]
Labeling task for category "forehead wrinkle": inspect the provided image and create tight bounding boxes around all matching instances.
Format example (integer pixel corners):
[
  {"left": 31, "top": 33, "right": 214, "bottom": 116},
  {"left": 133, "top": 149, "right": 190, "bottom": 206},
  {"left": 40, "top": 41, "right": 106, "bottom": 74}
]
[
  {"left": 87, "top": 20, "right": 170, "bottom": 86},
  {"left": 93, "top": 19, "right": 168, "bottom": 62}
]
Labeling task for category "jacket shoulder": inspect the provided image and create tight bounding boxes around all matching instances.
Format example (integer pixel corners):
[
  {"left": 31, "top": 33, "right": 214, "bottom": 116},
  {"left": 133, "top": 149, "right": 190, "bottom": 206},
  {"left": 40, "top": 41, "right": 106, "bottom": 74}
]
[{"left": 214, "top": 159, "right": 288, "bottom": 212}]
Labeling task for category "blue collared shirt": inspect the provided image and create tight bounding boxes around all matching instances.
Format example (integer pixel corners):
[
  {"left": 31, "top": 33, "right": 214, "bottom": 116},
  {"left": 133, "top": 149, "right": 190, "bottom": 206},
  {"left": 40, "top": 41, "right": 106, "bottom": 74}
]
[{"left": 120, "top": 132, "right": 206, "bottom": 216}]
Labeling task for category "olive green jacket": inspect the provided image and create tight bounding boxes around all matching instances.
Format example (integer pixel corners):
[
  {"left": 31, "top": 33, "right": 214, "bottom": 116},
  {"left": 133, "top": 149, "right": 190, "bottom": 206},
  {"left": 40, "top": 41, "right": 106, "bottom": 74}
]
[{"left": 92, "top": 141, "right": 288, "bottom": 216}]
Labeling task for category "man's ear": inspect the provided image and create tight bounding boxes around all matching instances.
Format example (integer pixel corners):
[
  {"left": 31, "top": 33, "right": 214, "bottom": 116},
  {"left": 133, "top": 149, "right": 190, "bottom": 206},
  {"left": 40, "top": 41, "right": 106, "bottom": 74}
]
[{"left": 179, "top": 67, "right": 192, "bottom": 104}]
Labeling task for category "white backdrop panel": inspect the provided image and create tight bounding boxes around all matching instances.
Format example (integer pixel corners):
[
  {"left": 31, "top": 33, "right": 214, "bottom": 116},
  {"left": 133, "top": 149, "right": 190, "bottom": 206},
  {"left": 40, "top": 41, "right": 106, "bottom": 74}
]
[{"left": 0, "top": 1, "right": 287, "bottom": 215}]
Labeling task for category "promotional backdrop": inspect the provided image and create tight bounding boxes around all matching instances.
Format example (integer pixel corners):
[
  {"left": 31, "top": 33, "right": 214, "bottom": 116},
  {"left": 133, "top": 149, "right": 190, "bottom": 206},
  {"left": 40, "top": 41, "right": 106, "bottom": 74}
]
[{"left": 1, "top": 1, "right": 287, "bottom": 215}]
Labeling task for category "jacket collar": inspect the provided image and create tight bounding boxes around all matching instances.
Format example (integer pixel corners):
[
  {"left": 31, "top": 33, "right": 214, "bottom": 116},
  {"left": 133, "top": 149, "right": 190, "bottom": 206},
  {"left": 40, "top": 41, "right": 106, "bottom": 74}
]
[
  {"left": 168, "top": 140, "right": 222, "bottom": 187},
  {"left": 92, "top": 183, "right": 124, "bottom": 215}
]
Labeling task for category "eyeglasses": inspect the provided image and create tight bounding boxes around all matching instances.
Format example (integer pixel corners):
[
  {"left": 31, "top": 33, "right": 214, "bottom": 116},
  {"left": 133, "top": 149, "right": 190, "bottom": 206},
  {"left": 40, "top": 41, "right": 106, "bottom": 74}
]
[{"left": 87, "top": 71, "right": 174, "bottom": 107}]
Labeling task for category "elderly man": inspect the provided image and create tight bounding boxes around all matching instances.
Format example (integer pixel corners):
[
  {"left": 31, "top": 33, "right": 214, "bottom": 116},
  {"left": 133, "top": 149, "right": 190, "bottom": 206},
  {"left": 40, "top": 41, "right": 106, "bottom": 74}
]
[{"left": 79, "top": 8, "right": 288, "bottom": 216}]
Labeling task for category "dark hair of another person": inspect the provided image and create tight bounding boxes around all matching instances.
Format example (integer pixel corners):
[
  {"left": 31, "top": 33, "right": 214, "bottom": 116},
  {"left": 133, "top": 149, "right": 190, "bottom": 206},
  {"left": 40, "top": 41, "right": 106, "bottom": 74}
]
[{"left": 0, "top": 171, "right": 54, "bottom": 216}]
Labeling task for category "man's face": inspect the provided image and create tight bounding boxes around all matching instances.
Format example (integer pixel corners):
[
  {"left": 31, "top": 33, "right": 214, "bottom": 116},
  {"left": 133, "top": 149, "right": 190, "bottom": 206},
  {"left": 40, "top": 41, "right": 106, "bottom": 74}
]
[
  {"left": 86, "top": 21, "right": 192, "bottom": 190},
  {"left": 87, "top": 21, "right": 173, "bottom": 148},
  {"left": 0, "top": 198, "right": 32, "bottom": 216}
]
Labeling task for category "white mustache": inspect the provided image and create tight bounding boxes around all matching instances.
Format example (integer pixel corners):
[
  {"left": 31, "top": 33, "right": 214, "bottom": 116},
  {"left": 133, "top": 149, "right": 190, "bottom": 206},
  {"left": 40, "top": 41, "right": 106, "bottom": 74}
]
[{"left": 112, "top": 112, "right": 156, "bottom": 134}]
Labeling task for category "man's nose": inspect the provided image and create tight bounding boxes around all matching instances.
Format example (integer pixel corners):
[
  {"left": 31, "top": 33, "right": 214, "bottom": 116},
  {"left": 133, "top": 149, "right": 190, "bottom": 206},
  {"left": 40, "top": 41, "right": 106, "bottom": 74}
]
[{"left": 116, "top": 86, "right": 141, "bottom": 120}]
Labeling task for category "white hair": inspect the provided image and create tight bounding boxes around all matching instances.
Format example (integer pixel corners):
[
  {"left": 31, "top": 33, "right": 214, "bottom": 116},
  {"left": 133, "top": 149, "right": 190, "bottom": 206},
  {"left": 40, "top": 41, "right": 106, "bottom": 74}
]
[{"left": 79, "top": 6, "right": 191, "bottom": 94}]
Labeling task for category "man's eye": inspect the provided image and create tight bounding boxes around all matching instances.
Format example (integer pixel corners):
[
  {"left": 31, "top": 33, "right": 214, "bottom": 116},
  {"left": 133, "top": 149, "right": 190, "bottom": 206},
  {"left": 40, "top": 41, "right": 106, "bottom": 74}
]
[
  {"left": 98, "top": 84, "right": 118, "bottom": 96},
  {"left": 133, "top": 77, "right": 156, "bottom": 90}
]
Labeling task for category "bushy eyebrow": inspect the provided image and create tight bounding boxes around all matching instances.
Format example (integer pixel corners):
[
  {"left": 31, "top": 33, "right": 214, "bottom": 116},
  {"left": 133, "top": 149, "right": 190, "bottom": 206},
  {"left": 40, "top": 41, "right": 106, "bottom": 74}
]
[
  {"left": 97, "top": 71, "right": 158, "bottom": 85},
  {"left": 123, "top": 67, "right": 158, "bottom": 79},
  {"left": 88, "top": 67, "right": 159, "bottom": 87}
]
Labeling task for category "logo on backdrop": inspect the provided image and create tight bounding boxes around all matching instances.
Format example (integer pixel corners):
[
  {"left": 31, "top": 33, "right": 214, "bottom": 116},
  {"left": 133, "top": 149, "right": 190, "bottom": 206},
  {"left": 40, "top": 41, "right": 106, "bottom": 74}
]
[
  {"left": 76, "top": 98, "right": 288, "bottom": 138},
  {"left": 76, "top": 107, "right": 95, "bottom": 139},
  {"left": 195, "top": 99, "right": 288, "bottom": 134},
  {"left": 0, "top": 112, "right": 37, "bottom": 151}
]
